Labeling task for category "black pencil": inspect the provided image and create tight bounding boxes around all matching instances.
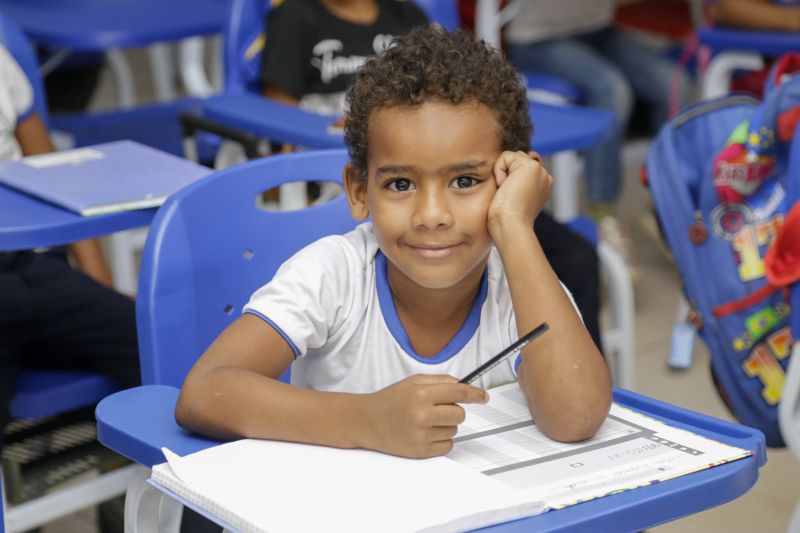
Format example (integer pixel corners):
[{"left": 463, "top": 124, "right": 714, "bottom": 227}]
[{"left": 459, "top": 322, "right": 549, "bottom": 384}]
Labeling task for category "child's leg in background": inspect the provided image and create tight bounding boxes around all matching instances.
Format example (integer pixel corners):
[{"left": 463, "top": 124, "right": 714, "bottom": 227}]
[
  {"left": 0, "top": 252, "right": 34, "bottom": 453},
  {"left": 508, "top": 35, "right": 633, "bottom": 208},
  {"left": 598, "top": 28, "right": 695, "bottom": 132},
  {"left": 0, "top": 251, "right": 140, "bottom": 455},
  {"left": 535, "top": 213, "right": 603, "bottom": 354},
  {"left": 23, "top": 251, "right": 140, "bottom": 390}
]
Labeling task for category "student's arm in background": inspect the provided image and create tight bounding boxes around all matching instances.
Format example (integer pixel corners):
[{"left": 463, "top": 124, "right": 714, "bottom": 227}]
[
  {"left": 176, "top": 314, "right": 487, "bottom": 458},
  {"left": 15, "top": 112, "right": 115, "bottom": 288},
  {"left": 711, "top": 0, "right": 800, "bottom": 32},
  {"left": 488, "top": 151, "right": 611, "bottom": 443},
  {"left": 263, "top": 84, "right": 300, "bottom": 106}
]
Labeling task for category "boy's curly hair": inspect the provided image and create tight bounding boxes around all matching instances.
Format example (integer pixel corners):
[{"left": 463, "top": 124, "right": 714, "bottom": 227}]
[{"left": 344, "top": 26, "right": 531, "bottom": 177}]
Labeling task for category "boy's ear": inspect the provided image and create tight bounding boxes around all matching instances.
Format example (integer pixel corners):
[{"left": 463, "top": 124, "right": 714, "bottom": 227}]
[
  {"left": 343, "top": 163, "right": 369, "bottom": 220},
  {"left": 528, "top": 151, "right": 542, "bottom": 163}
]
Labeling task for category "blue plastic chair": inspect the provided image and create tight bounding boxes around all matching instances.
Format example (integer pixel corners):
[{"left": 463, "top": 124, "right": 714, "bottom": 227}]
[
  {"left": 0, "top": 7, "right": 209, "bottom": 159},
  {"left": 136, "top": 150, "right": 358, "bottom": 388},
  {"left": 95, "top": 149, "right": 359, "bottom": 529}
]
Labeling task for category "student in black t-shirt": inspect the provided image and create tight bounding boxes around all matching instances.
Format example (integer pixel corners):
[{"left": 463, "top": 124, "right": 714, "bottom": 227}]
[{"left": 260, "top": 0, "right": 428, "bottom": 116}]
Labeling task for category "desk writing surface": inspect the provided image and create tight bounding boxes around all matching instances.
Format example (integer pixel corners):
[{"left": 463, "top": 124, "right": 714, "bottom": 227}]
[
  {"left": 200, "top": 94, "right": 615, "bottom": 155},
  {"left": 95, "top": 385, "right": 764, "bottom": 533},
  {"left": 699, "top": 28, "right": 800, "bottom": 56},
  {"left": 0, "top": 141, "right": 212, "bottom": 217},
  {"left": 0, "top": 0, "right": 227, "bottom": 49},
  {"left": 0, "top": 183, "right": 154, "bottom": 251}
]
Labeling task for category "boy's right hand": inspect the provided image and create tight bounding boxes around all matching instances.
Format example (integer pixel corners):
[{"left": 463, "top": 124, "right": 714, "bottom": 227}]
[{"left": 359, "top": 375, "right": 488, "bottom": 459}]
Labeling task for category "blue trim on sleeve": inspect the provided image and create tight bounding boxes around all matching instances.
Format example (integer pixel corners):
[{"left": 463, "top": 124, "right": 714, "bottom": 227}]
[
  {"left": 514, "top": 354, "right": 522, "bottom": 373},
  {"left": 16, "top": 104, "right": 35, "bottom": 125},
  {"left": 244, "top": 309, "right": 301, "bottom": 358},
  {"left": 374, "top": 251, "right": 488, "bottom": 364}
]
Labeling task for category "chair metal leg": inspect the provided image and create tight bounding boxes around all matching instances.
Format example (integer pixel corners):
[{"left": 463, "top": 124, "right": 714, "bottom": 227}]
[
  {"left": 107, "top": 49, "right": 137, "bottom": 109},
  {"left": 179, "top": 38, "right": 216, "bottom": 98},
  {"left": 2, "top": 470, "right": 9, "bottom": 533},
  {"left": 105, "top": 227, "right": 149, "bottom": 296},
  {"left": 597, "top": 241, "right": 636, "bottom": 390},
  {"left": 125, "top": 465, "right": 182, "bottom": 533},
  {"left": 780, "top": 344, "right": 800, "bottom": 462},
  {"left": 6, "top": 464, "right": 137, "bottom": 532},
  {"left": 148, "top": 44, "right": 177, "bottom": 102},
  {"left": 789, "top": 501, "right": 800, "bottom": 533},
  {"left": 701, "top": 52, "right": 764, "bottom": 100},
  {"left": 550, "top": 151, "right": 582, "bottom": 223}
]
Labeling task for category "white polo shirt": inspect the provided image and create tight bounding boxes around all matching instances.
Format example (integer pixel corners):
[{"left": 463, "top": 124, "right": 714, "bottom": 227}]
[
  {"left": 244, "top": 222, "right": 530, "bottom": 392},
  {"left": 0, "top": 45, "right": 34, "bottom": 162}
]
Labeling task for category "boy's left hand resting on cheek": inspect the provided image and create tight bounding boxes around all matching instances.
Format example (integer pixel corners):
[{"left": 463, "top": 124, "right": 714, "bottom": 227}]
[{"left": 487, "top": 151, "right": 552, "bottom": 236}]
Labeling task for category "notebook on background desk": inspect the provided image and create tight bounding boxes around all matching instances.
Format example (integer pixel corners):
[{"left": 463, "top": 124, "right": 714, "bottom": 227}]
[
  {"left": 150, "top": 383, "right": 753, "bottom": 533},
  {"left": 0, "top": 140, "right": 211, "bottom": 216}
]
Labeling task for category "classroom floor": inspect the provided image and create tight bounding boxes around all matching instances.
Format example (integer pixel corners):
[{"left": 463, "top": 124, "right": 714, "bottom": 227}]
[{"left": 37, "top": 51, "right": 800, "bottom": 533}]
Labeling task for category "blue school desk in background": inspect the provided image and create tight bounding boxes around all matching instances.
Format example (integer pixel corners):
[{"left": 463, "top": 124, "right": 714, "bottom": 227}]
[
  {"left": 0, "top": 0, "right": 227, "bottom": 104},
  {"left": 700, "top": 27, "right": 800, "bottom": 99},
  {"left": 0, "top": 147, "right": 210, "bottom": 532},
  {"left": 93, "top": 149, "right": 764, "bottom": 533}
]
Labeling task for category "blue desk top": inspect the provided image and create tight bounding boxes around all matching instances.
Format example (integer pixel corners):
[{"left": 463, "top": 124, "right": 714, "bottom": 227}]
[
  {"left": 0, "top": 0, "right": 227, "bottom": 49},
  {"left": 0, "top": 183, "right": 154, "bottom": 251},
  {"left": 699, "top": 27, "right": 800, "bottom": 57},
  {"left": 96, "top": 385, "right": 765, "bottom": 533},
  {"left": 201, "top": 93, "right": 615, "bottom": 156}
]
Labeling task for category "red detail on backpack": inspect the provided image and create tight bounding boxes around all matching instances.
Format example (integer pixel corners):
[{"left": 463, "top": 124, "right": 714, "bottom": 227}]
[
  {"left": 712, "top": 284, "right": 782, "bottom": 318},
  {"left": 766, "top": 202, "right": 800, "bottom": 286},
  {"left": 778, "top": 106, "right": 800, "bottom": 143},
  {"left": 713, "top": 143, "right": 776, "bottom": 203}
]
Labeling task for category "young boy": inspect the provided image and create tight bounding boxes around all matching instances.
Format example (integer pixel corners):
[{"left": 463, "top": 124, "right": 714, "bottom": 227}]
[{"left": 176, "top": 27, "right": 612, "bottom": 457}]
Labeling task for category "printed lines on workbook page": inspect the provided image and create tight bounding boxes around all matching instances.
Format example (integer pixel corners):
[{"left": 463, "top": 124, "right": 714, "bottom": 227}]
[{"left": 449, "top": 384, "right": 641, "bottom": 474}]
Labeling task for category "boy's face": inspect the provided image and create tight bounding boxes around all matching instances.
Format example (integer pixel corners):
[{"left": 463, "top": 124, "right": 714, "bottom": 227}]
[{"left": 345, "top": 100, "right": 502, "bottom": 291}]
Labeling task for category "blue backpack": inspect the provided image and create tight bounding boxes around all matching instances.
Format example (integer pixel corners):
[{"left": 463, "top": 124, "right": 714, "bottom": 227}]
[{"left": 646, "top": 60, "right": 800, "bottom": 447}]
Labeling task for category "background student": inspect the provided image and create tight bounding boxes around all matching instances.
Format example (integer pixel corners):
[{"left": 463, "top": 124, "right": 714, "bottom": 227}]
[
  {"left": 176, "top": 27, "right": 611, "bottom": 455},
  {"left": 0, "top": 43, "right": 140, "bottom": 456},
  {"left": 260, "top": 0, "right": 428, "bottom": 115},
  {"left": 711, "top": 0, "right": 800, "bottom": 31},
  {"left": 505, "top": 0, "right": 695, "bottom": 254}
]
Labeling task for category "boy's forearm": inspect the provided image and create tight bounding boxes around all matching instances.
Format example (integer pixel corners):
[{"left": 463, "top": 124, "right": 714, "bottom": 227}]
[
  {"left": 712, "top": 0, "right": 800, "bottom": 32},
  {"left": 68, "top": 238, "right": 115, "bottom": 289},
  {"left": 176, "top": 367, "right": 372, "bottom": 449},
  {"left": 491, "top": 220, "right": 611, "bottom": 442}
]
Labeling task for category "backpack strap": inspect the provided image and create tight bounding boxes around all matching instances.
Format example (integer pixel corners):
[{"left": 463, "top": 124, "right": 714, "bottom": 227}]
[{"left": 712, "top": 284, "right": 786, "bottom": 318}]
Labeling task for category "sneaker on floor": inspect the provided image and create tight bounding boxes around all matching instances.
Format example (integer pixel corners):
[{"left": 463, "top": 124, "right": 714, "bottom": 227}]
[
  {"left": 598, "top": 215, "right": 632, "bottom": 259},
  {"left": 597, "top": 215, "right": 643, "bottom": 284}
]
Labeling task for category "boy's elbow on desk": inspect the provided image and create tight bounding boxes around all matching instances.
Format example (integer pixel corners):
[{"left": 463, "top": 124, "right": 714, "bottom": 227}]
[{"left": 533, "top": 389, "right": 612, "bottom": 443}]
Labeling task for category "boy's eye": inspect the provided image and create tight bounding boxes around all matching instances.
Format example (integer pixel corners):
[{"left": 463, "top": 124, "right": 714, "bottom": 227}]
[
  {"left": 387, "top": 179, "right": 414, "bottom": 192},
  {"left": 451, "top": 176, "right": 478, "bottom": 189}
]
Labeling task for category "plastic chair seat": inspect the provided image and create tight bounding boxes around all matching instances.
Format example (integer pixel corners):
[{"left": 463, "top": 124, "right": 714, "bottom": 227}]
[
  {"left": 523, "top": 72, "right": 582, "bottom": 104},
  {"left": 9, "top": 370, "right": 121, "bottom": 420}
]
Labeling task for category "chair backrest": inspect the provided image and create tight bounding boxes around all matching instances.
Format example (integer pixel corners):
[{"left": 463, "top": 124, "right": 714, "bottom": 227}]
[
  {"left": 413, "top": 0, "right": 459, "bottom": 31},
  {"left": 222, "top": 0, "right": 270, "bottom": 95},
  {"left": 0, "top": 11, "right": 50, "bottom": 126},
  {"left": 137, "top": 149, "right": 360, "bottom": 387}
]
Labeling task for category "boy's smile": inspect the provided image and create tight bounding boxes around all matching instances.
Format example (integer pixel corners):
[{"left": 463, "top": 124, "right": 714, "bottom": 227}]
[{"left": 345, "top": 99, "right": 504, "bottom": 293}]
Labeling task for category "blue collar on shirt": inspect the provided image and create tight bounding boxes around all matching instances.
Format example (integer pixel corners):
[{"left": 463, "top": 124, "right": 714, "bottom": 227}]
[{"left": 374, "top": 250, "right": 488, "bottom": 364}]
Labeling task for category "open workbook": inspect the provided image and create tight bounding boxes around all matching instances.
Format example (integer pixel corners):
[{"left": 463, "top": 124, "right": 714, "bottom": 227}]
[
  {"left": 150, "top": 383, "right": 753, "bottom": 533},
  {"left": 0, "top": 140, "right": 210, "bottom": 216}
]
